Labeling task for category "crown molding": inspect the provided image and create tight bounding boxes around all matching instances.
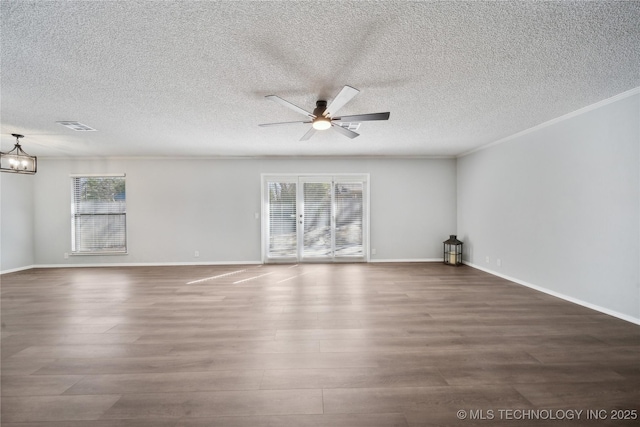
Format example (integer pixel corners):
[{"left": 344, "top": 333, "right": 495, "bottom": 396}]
[{"left": 458, "top": 86, "right": 640, "bottom": 158}]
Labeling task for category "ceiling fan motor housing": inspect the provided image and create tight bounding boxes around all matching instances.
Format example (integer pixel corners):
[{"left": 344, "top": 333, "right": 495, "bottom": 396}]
[{"left": 313, "top": 100, "right": 328, "bottom": 117}]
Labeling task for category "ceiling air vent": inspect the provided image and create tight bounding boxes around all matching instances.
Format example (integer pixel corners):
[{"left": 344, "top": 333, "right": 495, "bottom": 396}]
[{"left": 57, "top": 121, "right": 97, "bottom": 131}]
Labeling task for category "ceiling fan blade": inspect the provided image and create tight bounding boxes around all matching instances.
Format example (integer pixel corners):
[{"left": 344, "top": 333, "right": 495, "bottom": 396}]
[
  {"left": 331, "top": 123, "right": 360, "bottom": 139},
  {"left": 300, "top": 127, "right": 317, "bottom": 141},
  {"left": 259, "top": 120, "right": 311, "bottom": 127},
  {"left": 265, "top": 95, "right": 314, "bottom": 118},
  {"left": 324, "top": 85, "right": 359, "bottom": 118},
  {"left": 333, "top": 112, "right": 390, "bottom": 122}
]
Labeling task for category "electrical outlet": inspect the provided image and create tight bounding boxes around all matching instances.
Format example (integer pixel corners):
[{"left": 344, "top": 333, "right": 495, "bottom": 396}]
[
  {"left": 64, "top": 252, "right": 69, "bottom": 259},
  {"left": 255, "top": 212, "right": 259, "bottom": 220},
  {"left": 194, "top": 251, "right": 200, "bottom": 258},
  {"left": 497, "top": 258, "right": 502, "bottom": 267},
  {"left": 485, "top": 256, "right": 490, "bottom": 263},
  {"left": 371, "top": 248, "right": 377, "bottom": 255}
]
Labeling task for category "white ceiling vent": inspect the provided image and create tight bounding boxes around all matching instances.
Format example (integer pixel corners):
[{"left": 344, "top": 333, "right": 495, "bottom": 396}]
[
  {"left": 57, "top": 121, "right": 97, "bottom": 131},
  {"left": 338, "top": 122, "right": 361, "bottom": 131}
]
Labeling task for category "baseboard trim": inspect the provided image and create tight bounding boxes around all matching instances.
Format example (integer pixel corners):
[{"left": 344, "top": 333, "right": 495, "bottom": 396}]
[
  {"left": 370, "top": 258, "right": 443, "bottom": 263},
  {"left": 464, "top": 261, "right": 640, "bottom": 326},
  {"left": 0, "top": 264, "right": 37, "bottom": 275},
  {"left": 29, "top": 261, "right": 263, "bottom": 270},
  {"left": 3, "top": 259, "right": 443, "bottom": 272}
]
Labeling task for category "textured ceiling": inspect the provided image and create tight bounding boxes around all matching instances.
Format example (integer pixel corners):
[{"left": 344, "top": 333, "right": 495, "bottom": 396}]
[{"left": 1, "top": 1, "right": 639, "bottom": 158}]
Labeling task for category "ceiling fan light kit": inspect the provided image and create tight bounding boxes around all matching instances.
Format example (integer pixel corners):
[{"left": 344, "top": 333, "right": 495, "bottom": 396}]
[
  {"left": 259, "top": 85, "right": 390, "bottom": 141},
  {"left": 0, "top": 134, "right": 37, "bottom": 174},
  {"left": 312, "top": 118, "right": 332, "bottom": 131}
]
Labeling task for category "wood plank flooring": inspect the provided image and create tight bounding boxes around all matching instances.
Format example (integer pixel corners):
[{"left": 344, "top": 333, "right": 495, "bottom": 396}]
[{"left": 1, "top": 263, "right": 639, "bottom": 426}]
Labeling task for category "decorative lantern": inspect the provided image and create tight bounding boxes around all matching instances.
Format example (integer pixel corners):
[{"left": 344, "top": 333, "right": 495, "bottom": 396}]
[
  {"left": 0, "top": 134, "right": 37, "bottom": 174},
  {"left": 443, "top": 235, "right": 463, "bottom": 266}
]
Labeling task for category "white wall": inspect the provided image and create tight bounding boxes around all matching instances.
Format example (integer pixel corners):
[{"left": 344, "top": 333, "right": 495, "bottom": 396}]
[
  {"left": 457, "top": 91, "right": 640, "bottom": 322},
  {"left": 32, "top": 157, "right": 457, "bottom": 266},
  {"left": 0, "top": 172, "right": 35, "bottom": 272}
]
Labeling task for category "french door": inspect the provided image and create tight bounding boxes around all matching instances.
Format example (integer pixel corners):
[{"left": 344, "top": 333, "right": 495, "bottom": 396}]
[{"left": 263, "top": 174, "right": 368, "bottom": 263}]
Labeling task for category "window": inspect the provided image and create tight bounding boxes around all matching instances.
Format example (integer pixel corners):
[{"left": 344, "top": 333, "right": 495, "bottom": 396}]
[{"left": 71, "top": 175, "right": 127, "bottom": 254}]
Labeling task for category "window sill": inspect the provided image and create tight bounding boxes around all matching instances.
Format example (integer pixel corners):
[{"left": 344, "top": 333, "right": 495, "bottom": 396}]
[{"left": 70, "top": 252, "right": 128, "bottom": 256}]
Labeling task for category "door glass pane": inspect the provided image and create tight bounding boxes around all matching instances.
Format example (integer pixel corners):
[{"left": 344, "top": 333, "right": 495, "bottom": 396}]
[
  {"left": 335, "top": 182, "right": 363, "bottom": 256},
  {"left": 303, "top": 182, "right": 332, "bottom": 257},
  {"left": 267, "top": 182, "right": 297, "bottom": 257}
]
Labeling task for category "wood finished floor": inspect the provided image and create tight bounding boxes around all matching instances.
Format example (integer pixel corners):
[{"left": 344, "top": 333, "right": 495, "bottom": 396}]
[{"left": 1, "top": 263, "right": 638, "bottom": 426}]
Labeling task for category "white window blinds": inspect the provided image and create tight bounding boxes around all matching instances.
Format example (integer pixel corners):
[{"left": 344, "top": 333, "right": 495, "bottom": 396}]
[
  {"left": 71, "top": 175, "right": 127, "bottom": 253},
  {"left": 334, "top": 182, "right": 363, "bottom": 256},
  {"left": 303, "top": 181, "right": 332, "bottom": 257},
  {"left": 267, "top": 182, "right": 297, "bottom": 257}
]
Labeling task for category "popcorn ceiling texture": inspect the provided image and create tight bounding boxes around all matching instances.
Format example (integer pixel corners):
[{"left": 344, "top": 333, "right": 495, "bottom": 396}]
[{"left": 1, "top": 1, "right": 638, "bottom": 157}]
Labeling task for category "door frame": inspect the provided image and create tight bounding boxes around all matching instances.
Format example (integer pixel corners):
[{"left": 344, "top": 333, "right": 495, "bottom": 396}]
[{"left": 261, "top": 173, "right": 370, "bottom": 264}]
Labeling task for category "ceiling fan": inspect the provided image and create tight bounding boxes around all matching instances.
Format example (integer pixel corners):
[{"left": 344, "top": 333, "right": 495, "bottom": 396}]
[{"left": 259, "top": 85, "right": 390, "bottom": 141}]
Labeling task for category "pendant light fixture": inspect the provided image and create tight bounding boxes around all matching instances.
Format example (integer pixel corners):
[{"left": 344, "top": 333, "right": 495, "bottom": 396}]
[{"left": 0, "top": 134, "right": 37, "bottom": 174}]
